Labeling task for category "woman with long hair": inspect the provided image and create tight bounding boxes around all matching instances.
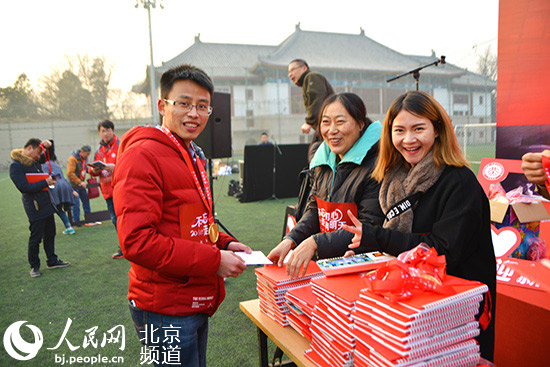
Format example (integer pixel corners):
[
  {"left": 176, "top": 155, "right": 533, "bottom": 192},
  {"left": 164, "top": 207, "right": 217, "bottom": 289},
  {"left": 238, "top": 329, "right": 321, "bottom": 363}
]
[{"left": 343, "top": 91, "right": 496, "bottom": 360}]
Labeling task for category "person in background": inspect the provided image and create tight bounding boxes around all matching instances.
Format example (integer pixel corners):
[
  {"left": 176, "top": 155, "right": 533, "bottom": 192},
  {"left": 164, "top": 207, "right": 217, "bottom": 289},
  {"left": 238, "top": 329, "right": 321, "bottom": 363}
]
[
  {"left": 42, "top": 153, "right": 77, "bottom": 235},
  {"left": 113, "top": 64, "right": 251, "bottom": 367},
  {"left": 267, "top": 93, "right": 384, "bottom": 278},
  {"left": 342, "top": 91, "right": 496, "bottom": 361},
  {"left": 258, "top": 132, "right": 273, "bottom": 146},
  {"left": 10, "top": 138, "right": 70, "bottom": 277},
  {"left": 89, "top": 120, "right": 122, "bottom": 259},
  {"left": 288, "top": 58, "right": 334, "bottom": 160},
  {"left": 521, "top": 150, "right": 550, "bottom": 200},
  {"left": 67, "top": 145, "right": 92, "bottom": 224}
]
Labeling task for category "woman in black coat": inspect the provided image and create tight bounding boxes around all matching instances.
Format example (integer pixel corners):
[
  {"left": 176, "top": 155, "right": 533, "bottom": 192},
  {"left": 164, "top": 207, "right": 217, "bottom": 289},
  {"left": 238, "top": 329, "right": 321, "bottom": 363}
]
[
  {"left": 267, "top": 93, "right": 385, "bottom": 277},
  {"left": 343, "top": 91, "right": 496, "bottom": 361}
]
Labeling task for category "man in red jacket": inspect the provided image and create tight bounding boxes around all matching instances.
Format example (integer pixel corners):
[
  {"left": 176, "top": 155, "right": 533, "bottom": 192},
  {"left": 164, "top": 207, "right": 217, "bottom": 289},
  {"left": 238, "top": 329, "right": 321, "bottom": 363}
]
[
  {"left": 113, "top": 64, "right": 251, "bottom": 367},
  {"left": 89, "top": 119, "right": 122, "bottom": 259}
]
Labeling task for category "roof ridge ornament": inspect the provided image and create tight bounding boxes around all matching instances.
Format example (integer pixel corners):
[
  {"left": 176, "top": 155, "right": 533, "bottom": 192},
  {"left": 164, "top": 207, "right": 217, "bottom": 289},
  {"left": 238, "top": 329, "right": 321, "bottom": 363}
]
[
  {"left": 296, "top": 22, "right": 301, "bottom": 31},
  {"left": 359, "top": 27, "right": 365, "bottom": 36},
  {"left": 195, "top": 33, "right": 201, "bottom": 43}
]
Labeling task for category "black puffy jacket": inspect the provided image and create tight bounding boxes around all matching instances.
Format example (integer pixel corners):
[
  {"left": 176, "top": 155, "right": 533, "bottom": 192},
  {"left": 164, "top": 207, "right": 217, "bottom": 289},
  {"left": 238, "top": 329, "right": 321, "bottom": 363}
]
[
  {"left": 286, "top": 122, "right": 385, "bottom": 259},
  {"left": 10, "top": 143, "right": 56, "bottom": 222}
]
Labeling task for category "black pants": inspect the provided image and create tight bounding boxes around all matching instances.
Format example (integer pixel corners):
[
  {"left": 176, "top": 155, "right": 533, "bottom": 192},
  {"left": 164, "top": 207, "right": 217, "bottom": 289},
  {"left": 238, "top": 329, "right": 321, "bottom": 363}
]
[{"left": 28, "top": 214, "right": 58, "bottom": 268}]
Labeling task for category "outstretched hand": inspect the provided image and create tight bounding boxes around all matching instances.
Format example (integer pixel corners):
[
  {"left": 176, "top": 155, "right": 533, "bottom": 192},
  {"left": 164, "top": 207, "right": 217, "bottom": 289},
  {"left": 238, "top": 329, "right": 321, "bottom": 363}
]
[
  {"left": 285, "top": 237, "right": 317, "bottom": 279},
  {"left": 267, "top": 239, "right": 293, "bottom": 267},
  {"left": 227, "top": 241, "right": 253, "bottom": 254},
  {"left": 217, "top": 250, "right": 247, "bottom": 278},
  {"left": 341, "top": 210, "right": 363, "bottom": 249}
]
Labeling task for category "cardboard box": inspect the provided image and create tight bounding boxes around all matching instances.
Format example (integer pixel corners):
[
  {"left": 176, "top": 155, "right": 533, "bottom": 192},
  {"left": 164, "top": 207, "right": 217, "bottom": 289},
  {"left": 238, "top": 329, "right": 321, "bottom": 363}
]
[{"left": 478, "top": 158, "right": 550, "bottom": 291}]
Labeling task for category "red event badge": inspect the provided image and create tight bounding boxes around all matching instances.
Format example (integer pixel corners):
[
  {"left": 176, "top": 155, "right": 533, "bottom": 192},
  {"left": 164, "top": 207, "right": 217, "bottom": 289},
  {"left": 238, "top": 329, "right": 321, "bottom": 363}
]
[
  {"left": 315, "top": 196, "right": 358, "bottom": 233},
  {"left": 179, "top": 202, "right": 212, "bottom": 245}
]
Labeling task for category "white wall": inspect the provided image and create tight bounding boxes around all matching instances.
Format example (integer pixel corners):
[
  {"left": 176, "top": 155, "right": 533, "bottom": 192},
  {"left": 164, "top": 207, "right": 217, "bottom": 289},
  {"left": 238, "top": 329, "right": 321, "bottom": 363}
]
[
  {"left": 472, "top": 91, "right": 492, "bottom": 118},
  {"left": 433, "top": 88, "right": 452, "bottom": 115}
]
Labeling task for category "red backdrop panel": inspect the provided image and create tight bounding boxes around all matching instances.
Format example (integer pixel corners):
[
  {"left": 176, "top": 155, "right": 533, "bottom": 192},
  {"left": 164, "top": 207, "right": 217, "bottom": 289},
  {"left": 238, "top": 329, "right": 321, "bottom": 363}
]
[{"left": 496, "top": 0, "right": 550, "bottom": 127}]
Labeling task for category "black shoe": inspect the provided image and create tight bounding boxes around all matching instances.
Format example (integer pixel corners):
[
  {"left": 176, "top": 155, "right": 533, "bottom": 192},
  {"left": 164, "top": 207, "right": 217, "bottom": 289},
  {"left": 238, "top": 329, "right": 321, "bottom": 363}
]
[
  {"left": 47, "top": 260, "right": 71, "bottom": 269},
  {"left": 30, "top": 267, "right": 41, "bottom": 277},
  {"left": 112, "top": 249, "right": 124, "bottom": 259}
]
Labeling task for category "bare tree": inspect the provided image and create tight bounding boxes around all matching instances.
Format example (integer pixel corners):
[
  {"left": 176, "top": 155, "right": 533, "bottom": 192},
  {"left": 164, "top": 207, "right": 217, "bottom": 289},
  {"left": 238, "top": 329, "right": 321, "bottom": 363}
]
[
  {"left": 77, "top": 55, "right": 112, "bottom": 120},
  {"left": 39, "top": 69, "right": 93, "bottom": 120},
  {"left": 476, "top": 45, "right": 497, "bottom": 80},
  {"left": 38, "top": 54, "right": 112, "bottom": 120},
  {"left": 109, "top": 89, "right": 149, "bottom": 120}
]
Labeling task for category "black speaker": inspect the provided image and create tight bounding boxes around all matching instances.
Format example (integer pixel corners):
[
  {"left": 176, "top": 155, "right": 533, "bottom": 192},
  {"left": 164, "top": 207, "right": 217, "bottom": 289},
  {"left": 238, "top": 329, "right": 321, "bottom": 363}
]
[
  {"left": 274, "top": 144, "right": 309, "bottom": 198},
  {"left": 241, "top": 145, "right": 274, "bottom": 202},
  {"left": 193, "top": 91, "right": 232, "bottom": 158},
  {"left": 240, "top": 144, "right": 309, "bottom": 202}
]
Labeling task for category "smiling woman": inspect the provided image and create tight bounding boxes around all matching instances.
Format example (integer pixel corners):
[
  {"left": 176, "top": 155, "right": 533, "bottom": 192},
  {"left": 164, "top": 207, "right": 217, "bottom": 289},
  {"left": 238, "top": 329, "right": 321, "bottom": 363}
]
[
  {"left": 267, "top": 93, "right": 385, "bottom": 278},
  {"left": 343, "top": 90, "right": 497, "bottom": 361}
]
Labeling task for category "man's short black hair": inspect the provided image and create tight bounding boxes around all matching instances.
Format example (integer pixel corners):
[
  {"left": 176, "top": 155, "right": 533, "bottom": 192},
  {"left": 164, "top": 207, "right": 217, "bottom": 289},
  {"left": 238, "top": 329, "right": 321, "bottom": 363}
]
[
  {"left": 160, "top": 64, "right": 214, "bottom": 99},
  {"left": 97, "top": 119, "right": 115, "bottom": 131},
  {"left": 289, "top": 59, "right": 309, "bottom": 69},
  {"left": 261, "top": 132, "right": 268, "bottom": 136},
  {"left": 24, "top": 138, "right": 42, "bottom": 149}
]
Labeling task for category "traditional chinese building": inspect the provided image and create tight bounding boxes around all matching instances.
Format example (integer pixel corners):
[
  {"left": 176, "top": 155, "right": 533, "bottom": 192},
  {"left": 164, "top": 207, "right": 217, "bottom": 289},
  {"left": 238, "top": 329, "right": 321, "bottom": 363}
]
[{"left": 135, "top": 24, "right": 496, "bottom": 153}]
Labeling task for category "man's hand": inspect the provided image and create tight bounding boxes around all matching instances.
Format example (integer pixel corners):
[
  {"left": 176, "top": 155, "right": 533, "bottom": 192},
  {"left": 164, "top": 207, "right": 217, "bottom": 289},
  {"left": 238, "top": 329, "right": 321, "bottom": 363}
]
[
  {"left": 90, "top": 167, "right": 101, "bottom": 175},
  {"left": 217, "top": 250, "right": 246, "bottom": 278},
  {"left": 45, "top": 176, "right": 56, "bottom": 186},
  {"left": 285, "top": 237, "right": 317, "bottom": 279},
  {"left": 41, "top": 140, "right": 52, "bottom": 148},
  {"left": 267, "top": 238, "right": 294, "bottom": 267},
  {"left": 103, "top": 163, "right": 115, "bottom": 173},
  {"left": 80, "top": 181, "right": 88, "bottom": 189},
  {"left": 226, "top": 241, "right": 252, "bottom": 254},
  {"left": 301, "top": 123, "right": 312, "bottom": 134},
  {"left": 522, "top": 150, "right": 550, "bottom": 186}
]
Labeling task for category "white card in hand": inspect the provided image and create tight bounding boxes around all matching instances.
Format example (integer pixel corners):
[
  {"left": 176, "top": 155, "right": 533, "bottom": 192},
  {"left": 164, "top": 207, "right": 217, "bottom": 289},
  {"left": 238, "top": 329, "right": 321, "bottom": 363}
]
[{"left": 235, "top": 251, "right": 273, "bottom": 265}]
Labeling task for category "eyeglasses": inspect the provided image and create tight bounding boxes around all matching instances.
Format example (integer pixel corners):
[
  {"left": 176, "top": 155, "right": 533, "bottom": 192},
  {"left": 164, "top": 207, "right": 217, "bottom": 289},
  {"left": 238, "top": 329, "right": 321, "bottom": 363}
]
[
  {"left": 288, "top": 65, "right": 305, "bottom": 73},
  {"left": 163, "top": 99, "right": 213, "bottom": 115}
]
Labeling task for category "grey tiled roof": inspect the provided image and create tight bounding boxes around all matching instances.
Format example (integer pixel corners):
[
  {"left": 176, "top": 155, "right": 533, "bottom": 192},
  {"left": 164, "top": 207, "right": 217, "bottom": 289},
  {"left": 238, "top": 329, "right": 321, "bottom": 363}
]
[
  {"left": 133, "top": 28, "right": 494, "bottom": 92},
  {"left": 258, "top": 28, "right": 458, "bottom": 77},
  {"left": 156, "top": 37, "right": 276, "bottom": 79}
]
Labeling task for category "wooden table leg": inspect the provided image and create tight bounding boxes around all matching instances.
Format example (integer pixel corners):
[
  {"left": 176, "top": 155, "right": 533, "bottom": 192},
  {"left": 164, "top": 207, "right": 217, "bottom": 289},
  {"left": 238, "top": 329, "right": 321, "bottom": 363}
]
[{"left": 257, "top": 326, "right": 268, "bottom": 367}]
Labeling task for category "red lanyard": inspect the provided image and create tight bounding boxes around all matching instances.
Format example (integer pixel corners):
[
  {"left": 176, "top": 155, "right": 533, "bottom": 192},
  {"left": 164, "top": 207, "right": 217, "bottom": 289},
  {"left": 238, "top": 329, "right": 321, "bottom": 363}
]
[
  {"left": 159, "top": 126, "right": 214, "bottom": 225},
  {"left": 40, "top": 142, "right": 52, "bottom": 175},
  {"left": 80, "top": 154, "right": 87, "bottom": 180}
]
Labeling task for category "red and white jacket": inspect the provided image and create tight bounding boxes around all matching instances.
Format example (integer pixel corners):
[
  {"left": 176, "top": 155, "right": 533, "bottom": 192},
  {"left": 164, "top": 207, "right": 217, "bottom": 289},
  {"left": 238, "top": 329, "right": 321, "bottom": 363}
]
[
  {"left": 89, "top": 135, "right": 119, "bottom": 199},
  {"left": 112, "top": 126, "right": 234, "bottom": 316}
]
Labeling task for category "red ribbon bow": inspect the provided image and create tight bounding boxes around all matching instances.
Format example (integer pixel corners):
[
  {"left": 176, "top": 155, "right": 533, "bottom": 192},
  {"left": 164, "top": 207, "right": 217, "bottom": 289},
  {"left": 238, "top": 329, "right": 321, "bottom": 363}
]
[{"left": 363, "top": 245, "right": 454, "bottom": 303}]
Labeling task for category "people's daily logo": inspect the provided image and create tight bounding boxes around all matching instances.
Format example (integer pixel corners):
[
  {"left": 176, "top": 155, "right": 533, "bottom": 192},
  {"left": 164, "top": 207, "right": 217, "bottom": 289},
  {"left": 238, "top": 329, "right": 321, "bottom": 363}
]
[{"left": 3, "top": 321, "right": 44, "bottom": 360}]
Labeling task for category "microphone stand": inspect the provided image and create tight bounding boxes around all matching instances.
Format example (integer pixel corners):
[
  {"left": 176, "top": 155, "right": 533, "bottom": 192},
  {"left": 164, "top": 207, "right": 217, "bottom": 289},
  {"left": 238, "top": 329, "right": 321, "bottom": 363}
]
[{"left": 387, "top": 56, "right": 446, "bottom": 90}]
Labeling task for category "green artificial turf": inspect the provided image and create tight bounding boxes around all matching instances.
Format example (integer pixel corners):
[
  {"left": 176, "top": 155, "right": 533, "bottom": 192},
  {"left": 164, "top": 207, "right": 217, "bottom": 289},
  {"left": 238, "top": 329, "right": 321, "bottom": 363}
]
[{"left": 0, "top": 170, "right": 295, "bottom": 366}]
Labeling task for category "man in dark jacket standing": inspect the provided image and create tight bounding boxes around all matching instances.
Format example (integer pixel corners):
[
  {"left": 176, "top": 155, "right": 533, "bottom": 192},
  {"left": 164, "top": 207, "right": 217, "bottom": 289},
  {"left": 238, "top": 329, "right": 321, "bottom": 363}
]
[
  {"left": 10, "top": 138, "right": 70, "bottom": 277},
  {"left": 288, "top": 59, "right": 334, "bottom": 148}
]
